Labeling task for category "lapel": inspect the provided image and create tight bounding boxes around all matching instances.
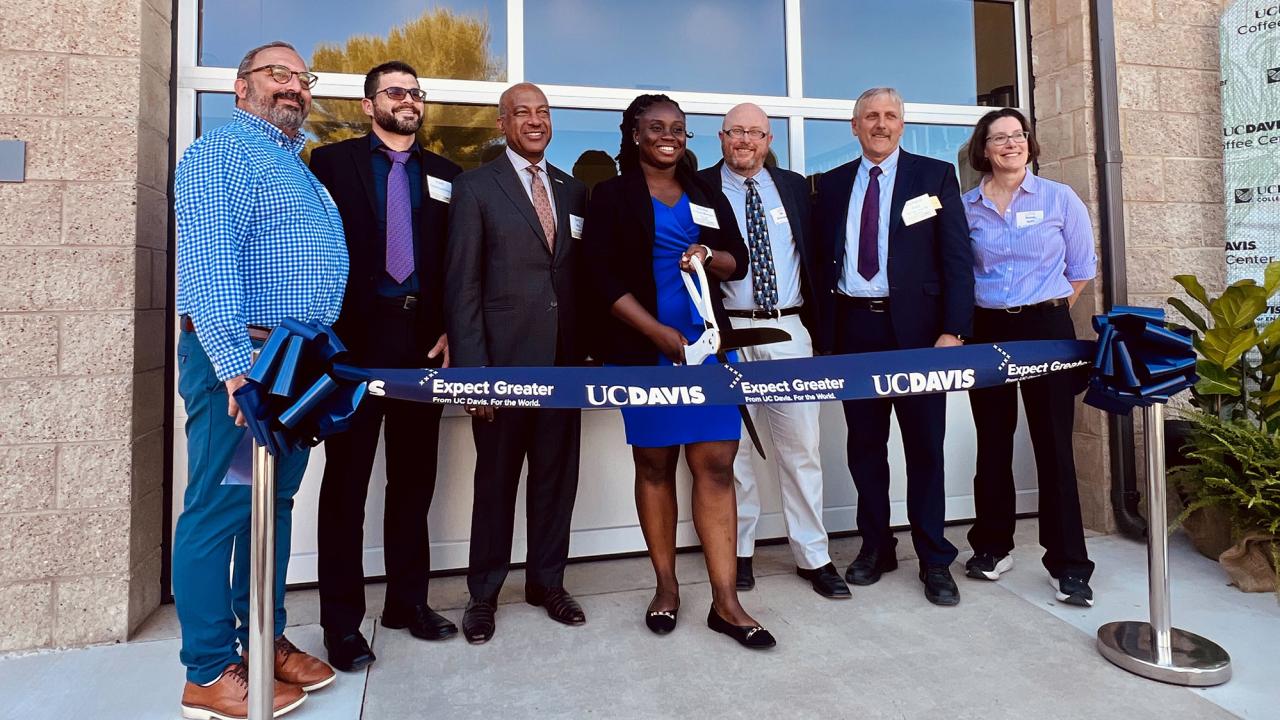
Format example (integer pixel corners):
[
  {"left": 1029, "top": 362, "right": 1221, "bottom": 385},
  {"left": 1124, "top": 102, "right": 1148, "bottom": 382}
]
[
  {"left": 492, "top": 155, "right": 552, "bottom": 255},
  {"left": 549, "top": 164, "right": 571, "bottom": 262},
  {"left": 887, "top": 149, "right": 917, "bottom": 244},
  {"left": 352, "top": 135, "right": 379, "bottom": 218},
  {"left": 766, "top": 165, "right": 813, "bottom": 274},
  {"left": 830, "top": 158, "right": 858, "bottom": 265},
  {"left": 623, "top": 170, "right": 656, "bottom": 245}
]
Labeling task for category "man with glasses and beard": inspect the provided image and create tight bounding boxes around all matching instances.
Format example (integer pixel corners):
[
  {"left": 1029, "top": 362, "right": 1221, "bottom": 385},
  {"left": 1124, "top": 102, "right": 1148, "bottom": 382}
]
[
  {"left": 174, "top": 41, "right": 345, "bottom": 719},
  {"left": 308, "top": 61, "right": 463, "bottom": 671}
]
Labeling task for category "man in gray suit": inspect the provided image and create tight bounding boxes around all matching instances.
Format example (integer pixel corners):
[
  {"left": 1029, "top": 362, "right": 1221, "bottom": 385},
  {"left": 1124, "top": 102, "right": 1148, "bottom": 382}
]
[{"left": 444, "top": 82, "right": 589, "bottom": 644}]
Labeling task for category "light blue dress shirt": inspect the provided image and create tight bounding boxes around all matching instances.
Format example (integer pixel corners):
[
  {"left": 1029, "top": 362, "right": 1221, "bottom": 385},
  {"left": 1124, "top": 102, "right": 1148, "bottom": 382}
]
[
  {"left": 838, "top": 148, "right": 900, "bottom": 297},
  {"left": 718, "top": 164, "right": 803, "bottom": 311},
  {"left": 962, "top": 171, "right": 1097, "bottom": 309}
]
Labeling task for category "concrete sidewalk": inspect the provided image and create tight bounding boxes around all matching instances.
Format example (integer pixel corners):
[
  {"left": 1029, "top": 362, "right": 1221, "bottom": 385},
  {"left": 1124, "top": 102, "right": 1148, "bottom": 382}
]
[{"left": 1, "top": 521, "right": 1273, "bottom": 719}]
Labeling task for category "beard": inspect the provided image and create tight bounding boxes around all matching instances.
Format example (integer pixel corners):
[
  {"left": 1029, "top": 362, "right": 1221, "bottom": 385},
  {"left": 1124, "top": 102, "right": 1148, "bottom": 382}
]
[
  {"left": 373, "top": 103, "right": 423, "bottom": 136},
  {"left": 244, "top": 85, "right": 308, "bottom": 133}
]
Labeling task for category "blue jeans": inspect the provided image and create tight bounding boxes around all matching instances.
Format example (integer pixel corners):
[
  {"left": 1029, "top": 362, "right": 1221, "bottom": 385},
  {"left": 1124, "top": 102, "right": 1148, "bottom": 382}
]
[{"left": 172, "top": 329, "right": 310, "bottom": 684}]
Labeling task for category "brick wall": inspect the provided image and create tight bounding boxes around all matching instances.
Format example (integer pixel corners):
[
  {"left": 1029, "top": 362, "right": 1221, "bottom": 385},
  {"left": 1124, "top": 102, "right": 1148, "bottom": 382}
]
[{"left": 0, "top": 0, "right": 171, "bottom": 651}]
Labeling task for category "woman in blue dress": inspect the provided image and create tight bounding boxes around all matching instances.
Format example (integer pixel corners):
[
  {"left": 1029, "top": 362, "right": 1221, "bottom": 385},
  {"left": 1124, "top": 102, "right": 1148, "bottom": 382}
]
[{"left": 581, "top": 94, "right": 776, "bottom": 648}]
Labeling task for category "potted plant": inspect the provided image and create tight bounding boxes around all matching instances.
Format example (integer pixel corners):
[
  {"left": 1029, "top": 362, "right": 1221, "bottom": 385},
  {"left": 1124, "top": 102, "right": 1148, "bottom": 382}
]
[{"left": 1166, "top": 260, "right": 1280, "bottom": 589}]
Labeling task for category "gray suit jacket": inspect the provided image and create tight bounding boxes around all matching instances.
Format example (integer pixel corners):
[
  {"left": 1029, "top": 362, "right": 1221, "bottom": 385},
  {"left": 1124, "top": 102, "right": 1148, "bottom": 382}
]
[{"left": 444, "top": 154, "right": 588, "bottom": 367}]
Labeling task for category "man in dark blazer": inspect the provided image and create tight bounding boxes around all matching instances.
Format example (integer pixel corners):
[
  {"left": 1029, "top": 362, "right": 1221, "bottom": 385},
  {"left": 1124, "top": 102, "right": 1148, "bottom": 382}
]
[
  {"left": 444, "top": 82, "right": 589, "bottom": 644},
  {"left": 698, "top": 103, "right": 849, "bottom": 601},
  {"left": 813, "top": 87, "right": 974, "bottom": 606},
  {"left": 309, "top": 61, "right": 461, "bottom": 671}
]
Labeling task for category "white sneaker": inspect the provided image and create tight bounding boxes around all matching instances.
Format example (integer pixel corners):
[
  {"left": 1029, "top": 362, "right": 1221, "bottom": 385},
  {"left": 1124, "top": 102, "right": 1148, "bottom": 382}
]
[
  {"left": 964, "top": 552, "right": 1013, "bottom": 581},
  {"left": 1049, "top": 575, "right": 1095, "bottom": 607}
]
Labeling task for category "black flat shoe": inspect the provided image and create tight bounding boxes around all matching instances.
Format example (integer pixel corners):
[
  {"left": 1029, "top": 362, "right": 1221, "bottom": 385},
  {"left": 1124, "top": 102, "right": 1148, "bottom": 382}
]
[
  {"left": 462, "top": 597, "right": 497, "bottom": 644},
  {"left": 797, "top": 563, "right": 852, "bottom": 599},
  {"left": 645, "top": 607, "right": 679, "bottom": 635},
  {"left": 381, "top": 602, "right": 458, "bottom": 641},
  {"left": 323, "top": 630, "right": 375, "bottom": 672},
  {"left": 736, "top": 556, "right": 755, "bottom": 591},
  {"left": 706, "top": 606, "right": 776, "bottom": 649}
]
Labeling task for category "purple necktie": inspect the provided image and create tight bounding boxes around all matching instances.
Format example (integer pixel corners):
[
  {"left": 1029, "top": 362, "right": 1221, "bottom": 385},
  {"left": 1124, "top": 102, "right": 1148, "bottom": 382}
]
[
  {"left": 857, "top": 165, "right": 883, "bottom": 281},
  {"left": 383, "top": 148, "right": 414, "bottom": 283}
]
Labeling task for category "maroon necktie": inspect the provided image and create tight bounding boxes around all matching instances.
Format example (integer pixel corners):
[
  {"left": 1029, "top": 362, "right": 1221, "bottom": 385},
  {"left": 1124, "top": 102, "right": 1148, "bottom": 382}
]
[{"left": 857, "top": 165, "right": 883, "bottom": 281}]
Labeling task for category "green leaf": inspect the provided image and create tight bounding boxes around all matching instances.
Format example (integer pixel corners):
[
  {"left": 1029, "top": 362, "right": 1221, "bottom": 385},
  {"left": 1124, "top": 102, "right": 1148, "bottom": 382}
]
[
  {"left": 1195, "top": 361, "right": 1242, "bottom": 396},
  {"left": 1258, "top": 317, "right": 1280, "bottom": 350},
  {"left": 1167, "top": 297, "right": 1208, "bottom": 333},
  {"left": 1265, "top": 262, "right": 1280, "bottom": 296},
  {"left": 1201, "top": 326, "right": 1260, "bottom": 368},
  {"left": 1210, "top": 284, "right": 1269, "bottom": 329},
  {"left": 1174, "top": 275, "right": 1211, "bottom": 308}
]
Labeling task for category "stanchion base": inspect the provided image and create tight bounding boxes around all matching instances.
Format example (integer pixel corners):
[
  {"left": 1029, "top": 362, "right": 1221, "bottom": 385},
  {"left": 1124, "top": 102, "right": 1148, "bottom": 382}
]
[{"left": 1097, "top": 621, "right": 1231, "bottom": 686}]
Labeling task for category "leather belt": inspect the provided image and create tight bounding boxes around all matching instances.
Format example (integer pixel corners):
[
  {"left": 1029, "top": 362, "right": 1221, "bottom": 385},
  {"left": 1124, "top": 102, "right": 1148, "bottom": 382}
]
[
  {"left": 375, "top": 294, "right": 419, "bottom": 310},
  {"left": 979, "top": 297, "right": 1069, "bottom": 314},
  {"left": 180, "top": 315, "right": 272, "bottom": 342},
  {"left": 836, "top": 295, "right": 890, "bottom": 313},
  {"left": 725, "top": 307, "right": 801, "bottom": 320}
]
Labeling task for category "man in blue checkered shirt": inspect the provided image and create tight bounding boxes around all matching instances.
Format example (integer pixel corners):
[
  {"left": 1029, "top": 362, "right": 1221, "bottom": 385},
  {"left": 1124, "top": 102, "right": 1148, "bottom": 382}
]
[{"left": 173, "top": 40, "right": 347, "bottom": 719}]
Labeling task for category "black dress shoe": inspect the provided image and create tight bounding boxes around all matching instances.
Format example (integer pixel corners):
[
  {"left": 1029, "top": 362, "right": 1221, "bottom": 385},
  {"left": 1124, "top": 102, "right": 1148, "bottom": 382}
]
[
  {"left": 323, "top": 630, "right": 375, "bottom": 672},
  {"left": 381, "top": 602, "right": 458, "bottom": 641},
  {"left": 844, "top": 546, "right": 899, "bottom": 586},
  {"left": 706, "top": 606, "right": 776, "bottom": 650},
  {"left": 797, "top": 563, "right": 852, "bottom": 599},
  {"left": 736, "top": 556, "right": 755, "bottom": 591},
  {"left": 920, "top": 565, "right": 961, "bottom": 606},
  {"left": 644, "top": 607, "right": 679, "bottom": 635},
  {"left": 525, "top": 586, "right": 586, "bottom": 626},
  {"left": 462, "top": 597, "right": 497, "bottom": 644}
]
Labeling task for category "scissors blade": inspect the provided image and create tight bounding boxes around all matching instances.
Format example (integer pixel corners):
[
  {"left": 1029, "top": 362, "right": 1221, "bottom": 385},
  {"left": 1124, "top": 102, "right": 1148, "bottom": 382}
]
[{"left": 718, "top": 327, "right": 792, "bottom": 351}]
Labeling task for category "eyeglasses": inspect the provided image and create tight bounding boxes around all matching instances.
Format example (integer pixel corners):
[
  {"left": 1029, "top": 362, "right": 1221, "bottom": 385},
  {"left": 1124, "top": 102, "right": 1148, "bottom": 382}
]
[
  {"left": 723, "top": 128, "right": 768, "bottom": 141},
  {"left": 370, "top": 87, "right": 427, "bottom": 103},
  {"left": 240, "top": 64, "right": 319, "bottom": 89},
  {"left": 986, "top": 130, "right": 1030, "bottom": 146}
]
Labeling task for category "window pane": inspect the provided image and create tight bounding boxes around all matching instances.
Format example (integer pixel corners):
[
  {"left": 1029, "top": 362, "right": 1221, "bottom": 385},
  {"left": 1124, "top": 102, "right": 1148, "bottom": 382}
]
[
  {"left": 196, "top": 94, "right": 502, "bottom": 169},
  {"left": 804, "top": 119, "right": 976, "bottom": 188},
  {"left": 801, "top": 0, "right": 1017, "bottom": 107},
  {"left": 547, "top": 109, "right": 790, "bottom": 194},
  {"left": 199, "top": 1, "right": 507, "bottom": 81},
  {"left": 525, "top": 0, "right": 787, "bottom": 96}
]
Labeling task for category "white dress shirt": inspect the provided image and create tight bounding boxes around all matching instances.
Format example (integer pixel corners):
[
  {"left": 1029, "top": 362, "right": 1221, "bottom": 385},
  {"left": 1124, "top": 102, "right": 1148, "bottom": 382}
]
[{"left": 506, "top": 146, "right": 557, "bottom": 217}]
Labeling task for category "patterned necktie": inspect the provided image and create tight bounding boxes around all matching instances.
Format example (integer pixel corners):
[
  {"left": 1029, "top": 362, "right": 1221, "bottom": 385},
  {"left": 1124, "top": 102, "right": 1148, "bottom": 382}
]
[
  {"left": 383, "top": 148, "right": 414, "bottom": 283},
  {"left": 527, "top": 165, "right": 556, "bottom": 252},
  {"left": 744, "top": 178, "right": 779, "bottom": 314},
  {"left": 857, "top": 165, "right": 883, "bottom": 281}
]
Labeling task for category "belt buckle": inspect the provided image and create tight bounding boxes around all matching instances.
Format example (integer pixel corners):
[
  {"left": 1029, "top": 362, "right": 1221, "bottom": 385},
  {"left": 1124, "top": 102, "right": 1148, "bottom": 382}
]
[
  {"left": 759, "top": 308, "right": 781, "bottom": 321},
  {"left": 1005, "top": 305, "right": 1023, "bottom": 314},
  {"left": 869, "top": 299, "right": 887, "bottom": 313},
  {"left": 402, "top": 295, "right": 418, "bottom": 311}
]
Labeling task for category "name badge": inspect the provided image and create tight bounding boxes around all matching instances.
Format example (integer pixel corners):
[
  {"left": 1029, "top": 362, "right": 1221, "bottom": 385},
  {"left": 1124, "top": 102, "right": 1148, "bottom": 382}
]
[
  {"left": 1015, "top": 210, "right": 1044, "bottom": 229},
  {"left": 769, "top": 206, "right": 789, "bottom": 224},
  {"left": 901, "top": 194, "right": 938, "bottom": 226},
  {"left": 570, "top": 214, "right": 584, "bottom": 239},
  {"left": 689, "top": 202, "right": 720, "bottom": 229},
  {"left": 426, "top": 176, "right": 452, "bottom": 203}
]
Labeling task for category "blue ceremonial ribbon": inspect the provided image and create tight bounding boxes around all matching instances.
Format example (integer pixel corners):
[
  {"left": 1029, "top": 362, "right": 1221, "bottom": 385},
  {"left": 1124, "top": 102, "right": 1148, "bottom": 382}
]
[
  {"left": 1083, "top": 306, "right": 1197, "bottom": 415},
  {"left": 234, "top": 319, "right": 368, "bottom": 457},
  {"left": 328, "top": 339, "right": 1097, "bottom": 409}
]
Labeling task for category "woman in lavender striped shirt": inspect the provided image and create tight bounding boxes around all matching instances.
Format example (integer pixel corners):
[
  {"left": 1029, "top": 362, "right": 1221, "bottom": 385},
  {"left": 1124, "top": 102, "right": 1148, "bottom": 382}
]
[{"left": 960, "top": 108, "right": 1099, "bottom": 608}]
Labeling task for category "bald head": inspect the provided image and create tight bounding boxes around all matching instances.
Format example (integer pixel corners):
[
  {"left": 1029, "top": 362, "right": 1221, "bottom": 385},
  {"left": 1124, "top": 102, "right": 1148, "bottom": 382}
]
[
  {"left": 497, "top": 82, "right": 553, "bottom": 162},
  {"left": 719, "top": 103, "right": 773, "bottom": 177}
]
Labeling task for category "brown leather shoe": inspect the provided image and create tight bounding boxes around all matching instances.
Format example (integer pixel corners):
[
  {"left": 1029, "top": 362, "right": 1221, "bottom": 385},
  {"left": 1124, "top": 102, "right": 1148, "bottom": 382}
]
[
  {"left": 525, "top": 585, "right": 586, "bottom": 626},
  {"left": 243, "top": 635, "right": 337, "bottom": 693},
  {"left": 180, "top": 661, "right": 306, "bottom": 720}
]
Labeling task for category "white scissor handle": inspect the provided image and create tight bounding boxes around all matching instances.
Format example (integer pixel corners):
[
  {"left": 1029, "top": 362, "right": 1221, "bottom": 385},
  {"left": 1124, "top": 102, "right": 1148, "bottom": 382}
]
[{"left": 680, "top": 254, "right": 720, "bottom": 366}]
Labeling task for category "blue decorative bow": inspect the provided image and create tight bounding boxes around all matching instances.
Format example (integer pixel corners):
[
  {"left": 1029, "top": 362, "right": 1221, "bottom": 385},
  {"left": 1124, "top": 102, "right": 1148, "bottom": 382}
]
[
  {"left": 1084, "top": 306, "right": 1197, "bottom": 415},
  {"left": 234, "top": 319, "right": 368, "bottom": 457}
]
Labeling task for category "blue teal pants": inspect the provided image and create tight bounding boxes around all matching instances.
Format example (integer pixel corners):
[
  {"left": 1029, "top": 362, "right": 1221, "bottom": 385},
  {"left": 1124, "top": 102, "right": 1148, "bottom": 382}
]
[{"left": 172, "top": 329, "right": 310, "bottom": 684}]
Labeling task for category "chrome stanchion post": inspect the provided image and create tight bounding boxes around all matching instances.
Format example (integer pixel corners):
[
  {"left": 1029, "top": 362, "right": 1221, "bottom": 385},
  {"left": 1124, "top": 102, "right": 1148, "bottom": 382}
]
[
  {"left": 1096, "top": 403, "right": 1231, "bottom": 686},
  {"left": 248, "top": 359, "right": 276, "bottom": 719}
]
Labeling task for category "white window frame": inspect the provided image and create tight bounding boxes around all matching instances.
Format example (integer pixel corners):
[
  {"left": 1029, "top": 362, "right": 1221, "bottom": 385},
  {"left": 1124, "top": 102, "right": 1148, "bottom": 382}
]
[{"left": 175, "top": 0, "right": 1030, "bottom": 176}]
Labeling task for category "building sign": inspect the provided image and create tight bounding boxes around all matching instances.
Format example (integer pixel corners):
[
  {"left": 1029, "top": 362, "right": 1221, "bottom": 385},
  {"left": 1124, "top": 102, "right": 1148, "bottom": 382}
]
[{"left": 1222, "top": 2, "right": 1280, "bottom": 312}]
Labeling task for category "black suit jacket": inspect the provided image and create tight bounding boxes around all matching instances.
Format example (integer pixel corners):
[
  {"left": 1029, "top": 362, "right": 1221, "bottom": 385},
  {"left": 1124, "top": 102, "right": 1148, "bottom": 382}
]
[
  {"left": 812, "top": 149, "right": 974, "bottom": 352},
  {"left": 309, "top": 135, "right": 461, "bottom": 359},
  {"left": 697, "top": 161, "right": 819, "bottom": 336},
  {"left": 581, "top": 169, "right": 749, "bottom": 366},
  {"left": 444, "top": 155, "right": 588, "bottom": 368}
]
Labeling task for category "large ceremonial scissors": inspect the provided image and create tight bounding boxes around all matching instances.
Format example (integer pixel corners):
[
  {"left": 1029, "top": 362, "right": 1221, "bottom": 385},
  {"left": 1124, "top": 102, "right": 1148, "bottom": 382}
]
[{"left": 680, "top": 255, "right": 790, "bottom": 457}]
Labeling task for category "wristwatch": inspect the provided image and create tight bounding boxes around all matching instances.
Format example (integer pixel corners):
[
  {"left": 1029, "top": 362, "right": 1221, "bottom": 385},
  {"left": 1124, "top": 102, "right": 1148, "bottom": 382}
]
[{"left": 700, "top": 244, "right": 715, "bottom": 264}]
